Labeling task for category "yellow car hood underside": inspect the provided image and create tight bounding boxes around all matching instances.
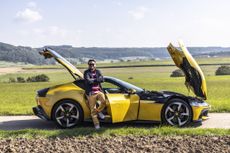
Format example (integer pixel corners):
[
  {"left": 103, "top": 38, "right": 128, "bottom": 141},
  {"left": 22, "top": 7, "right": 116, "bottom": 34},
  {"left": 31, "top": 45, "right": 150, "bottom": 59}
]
[{"left": 167, "top": 41, "right": 207, "bottom": 100}]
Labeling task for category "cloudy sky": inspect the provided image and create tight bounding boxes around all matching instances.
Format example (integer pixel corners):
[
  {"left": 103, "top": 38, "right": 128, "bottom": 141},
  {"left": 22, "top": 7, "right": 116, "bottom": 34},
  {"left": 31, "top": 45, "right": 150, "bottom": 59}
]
[{"left": 1, "top": 0, "right": 230, "bottom": 47}]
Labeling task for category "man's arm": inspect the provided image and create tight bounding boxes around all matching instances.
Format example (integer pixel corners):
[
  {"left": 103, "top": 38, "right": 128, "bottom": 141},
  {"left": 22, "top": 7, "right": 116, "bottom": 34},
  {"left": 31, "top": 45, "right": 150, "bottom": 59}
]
[
  {"left": 96, "top": 70, "right": 104, "bottom": 83},
  {"left": 84, "top": 70, "right": 95, "bottom": 84}
]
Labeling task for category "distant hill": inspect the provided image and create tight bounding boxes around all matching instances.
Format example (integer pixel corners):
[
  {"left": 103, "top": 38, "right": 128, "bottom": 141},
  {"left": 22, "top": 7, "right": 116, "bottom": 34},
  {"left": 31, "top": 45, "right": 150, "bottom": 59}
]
[
  {"left": 196, "top": 51, "right": 230, "bottom": 57},
  {"left": 0, "top": 42, "right": 230, "bottom": 65},
  {"left": 0, "top": 42, "right": 49, "bottom": 65}
]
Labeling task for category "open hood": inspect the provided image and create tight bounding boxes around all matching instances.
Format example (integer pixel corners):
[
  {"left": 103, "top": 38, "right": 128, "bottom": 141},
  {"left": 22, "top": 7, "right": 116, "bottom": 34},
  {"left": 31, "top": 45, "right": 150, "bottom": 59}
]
[
  {"left": 39, "top": 48, "right": 83, "bottom": 79},
  {"left": 167, "top": 41, "right": 207, "bottom": 100}
]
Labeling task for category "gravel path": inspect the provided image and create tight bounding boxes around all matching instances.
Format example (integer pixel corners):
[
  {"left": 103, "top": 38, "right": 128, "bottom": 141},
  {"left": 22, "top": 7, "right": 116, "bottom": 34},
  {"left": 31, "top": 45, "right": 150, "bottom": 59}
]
[
  {"left": 0, "top": 135, "right": 229, "bottom": 153},
  {"left": 200, "top": 113, "right": 230, "bottom": 129},
  {"left": 0, "top": 113, "right": 229, "bottom": 130}
]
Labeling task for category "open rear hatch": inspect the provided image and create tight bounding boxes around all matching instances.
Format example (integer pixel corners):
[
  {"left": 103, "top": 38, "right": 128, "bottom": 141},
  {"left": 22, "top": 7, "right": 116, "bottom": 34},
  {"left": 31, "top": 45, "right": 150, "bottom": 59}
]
[
  {"left": 167, "top": 41, "right": 207, "bottom": 100},
  {"left": 39, "top": 48, "right": 83, "bottom": 79}
]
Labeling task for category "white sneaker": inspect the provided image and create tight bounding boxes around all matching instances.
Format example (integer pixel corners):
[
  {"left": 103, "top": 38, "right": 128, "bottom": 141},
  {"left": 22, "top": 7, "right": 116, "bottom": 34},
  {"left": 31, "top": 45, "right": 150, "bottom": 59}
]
[
  {"left": 98, "top": 112, "right": 105, "bottom": 120},
  {"left": 95, "top": 125, "right": 100, "bottom": 129}
]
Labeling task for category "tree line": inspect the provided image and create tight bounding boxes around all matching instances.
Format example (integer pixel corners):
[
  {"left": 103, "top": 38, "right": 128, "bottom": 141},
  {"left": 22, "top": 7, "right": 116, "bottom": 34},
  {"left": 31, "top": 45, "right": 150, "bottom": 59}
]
[{"left": 0, "top": 42, "right": 230, "bottom": 65}]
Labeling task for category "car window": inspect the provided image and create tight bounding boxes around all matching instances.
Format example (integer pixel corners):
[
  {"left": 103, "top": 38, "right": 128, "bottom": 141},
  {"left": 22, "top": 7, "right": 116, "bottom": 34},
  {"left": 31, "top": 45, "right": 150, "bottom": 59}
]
[
  {"left": 102, "top": 81, "right": 124, "bottom": 94},
  {"left": 102, "top": 82, "right": 120, "bottom": 89}
]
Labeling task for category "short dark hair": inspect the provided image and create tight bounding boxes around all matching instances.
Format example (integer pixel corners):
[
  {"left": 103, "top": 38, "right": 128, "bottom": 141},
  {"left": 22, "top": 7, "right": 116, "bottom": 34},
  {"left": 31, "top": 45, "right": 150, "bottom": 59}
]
[{"left": 88, "top": 59, "right": 96, "bottom": 65}]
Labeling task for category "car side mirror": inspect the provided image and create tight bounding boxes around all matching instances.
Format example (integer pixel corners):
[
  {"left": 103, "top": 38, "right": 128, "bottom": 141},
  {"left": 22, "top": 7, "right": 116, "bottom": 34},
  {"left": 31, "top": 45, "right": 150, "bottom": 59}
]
[{"left": 127, "top": 89, "right": 136, "bottom": 94}]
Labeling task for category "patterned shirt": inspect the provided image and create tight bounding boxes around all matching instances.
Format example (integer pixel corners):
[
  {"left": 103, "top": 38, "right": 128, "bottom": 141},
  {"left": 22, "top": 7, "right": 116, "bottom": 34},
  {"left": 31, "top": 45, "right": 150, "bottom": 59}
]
[{"left": 90, "top": 70, "right": 101, "bottom": 94}]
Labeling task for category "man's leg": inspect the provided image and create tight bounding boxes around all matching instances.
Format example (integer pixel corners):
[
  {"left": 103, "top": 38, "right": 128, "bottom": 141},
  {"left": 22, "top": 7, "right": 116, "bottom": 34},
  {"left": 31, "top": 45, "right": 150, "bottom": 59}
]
[
  {"left": 88, "top": 94, "right": 100, "bottom": 127},
  {"left": 96, "top": 92, "right": 106, "bottom": 112}
]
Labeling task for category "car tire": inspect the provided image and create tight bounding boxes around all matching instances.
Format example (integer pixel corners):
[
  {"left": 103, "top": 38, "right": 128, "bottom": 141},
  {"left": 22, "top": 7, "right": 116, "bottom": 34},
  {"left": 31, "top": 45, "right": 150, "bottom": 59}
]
[
  {"left": 52, "top": 100, "right": 83, "bottom": 128},
  {"left": 162, "top": 98, "right": 192, "bottom": 127}
]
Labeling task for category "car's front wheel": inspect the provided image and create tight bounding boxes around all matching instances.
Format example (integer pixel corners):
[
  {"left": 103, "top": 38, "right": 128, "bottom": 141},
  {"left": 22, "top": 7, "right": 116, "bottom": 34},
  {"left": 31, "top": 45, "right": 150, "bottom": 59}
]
[
  {"left": 162, "top": 98, "right": 192, "bottom": 127},
  {"left": 52, "top": 100, "right": 83, "bottom": 128}
]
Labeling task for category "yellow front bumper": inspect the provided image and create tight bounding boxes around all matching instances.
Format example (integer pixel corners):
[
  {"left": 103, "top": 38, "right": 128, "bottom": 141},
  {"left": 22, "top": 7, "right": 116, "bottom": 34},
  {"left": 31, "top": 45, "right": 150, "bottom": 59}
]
[{"left": 191, "top": 102, "right": 210, "bottom": 121}]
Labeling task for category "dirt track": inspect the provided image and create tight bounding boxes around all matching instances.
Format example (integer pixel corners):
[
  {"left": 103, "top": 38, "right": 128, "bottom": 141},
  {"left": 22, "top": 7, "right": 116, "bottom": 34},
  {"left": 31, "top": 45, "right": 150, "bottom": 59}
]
[
  {"left": 0, "top": 135, "right": 229, "bottom": 153},
  {"left": 0, "top": 67, "right": 25, "bottom": 75},
  {"left": 0, "top": 67, "right": 65, "bottom": 75}
]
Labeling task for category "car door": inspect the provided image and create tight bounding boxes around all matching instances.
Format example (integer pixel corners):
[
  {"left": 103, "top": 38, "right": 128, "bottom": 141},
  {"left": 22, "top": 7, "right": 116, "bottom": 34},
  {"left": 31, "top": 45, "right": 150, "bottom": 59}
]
[{"left": 102, "top": 81, "right": 139, "bottom": 123}]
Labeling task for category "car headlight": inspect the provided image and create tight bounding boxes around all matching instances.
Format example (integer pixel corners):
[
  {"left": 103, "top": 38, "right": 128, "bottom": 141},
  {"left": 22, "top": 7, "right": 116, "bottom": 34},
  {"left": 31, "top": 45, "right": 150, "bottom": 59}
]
[{"left": 190, "top": 101, "right": 209, "bottom": 107}]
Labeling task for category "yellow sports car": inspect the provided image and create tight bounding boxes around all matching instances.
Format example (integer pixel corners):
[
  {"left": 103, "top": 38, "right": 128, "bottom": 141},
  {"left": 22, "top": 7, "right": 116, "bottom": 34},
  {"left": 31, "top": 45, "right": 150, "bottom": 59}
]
[{"left": 33, "top": 41, "right": 209, "bottom": 128}]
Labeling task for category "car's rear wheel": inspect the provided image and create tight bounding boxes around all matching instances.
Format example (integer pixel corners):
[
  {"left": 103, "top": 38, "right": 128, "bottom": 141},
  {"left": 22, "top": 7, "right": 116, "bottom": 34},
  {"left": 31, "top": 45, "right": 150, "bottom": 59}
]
[
  {"left": 162, "top": 98, "right": 192, "bottom": 127},
  {"left": 52, "top": 100, "right": 83, "bottom": 128}
]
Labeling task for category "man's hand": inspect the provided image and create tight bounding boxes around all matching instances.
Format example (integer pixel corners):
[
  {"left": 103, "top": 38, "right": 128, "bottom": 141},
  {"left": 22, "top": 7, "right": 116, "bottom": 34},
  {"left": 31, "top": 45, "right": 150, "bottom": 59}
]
[{"left": 97, "top": 76, "right": 104, "bottom": 82}]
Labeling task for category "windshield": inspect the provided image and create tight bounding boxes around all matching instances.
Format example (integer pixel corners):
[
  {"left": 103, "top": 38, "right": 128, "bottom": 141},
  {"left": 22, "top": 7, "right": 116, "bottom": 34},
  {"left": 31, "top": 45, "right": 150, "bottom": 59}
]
[{"left": 106, "top": 77, "right": 144, "bottom": 93}]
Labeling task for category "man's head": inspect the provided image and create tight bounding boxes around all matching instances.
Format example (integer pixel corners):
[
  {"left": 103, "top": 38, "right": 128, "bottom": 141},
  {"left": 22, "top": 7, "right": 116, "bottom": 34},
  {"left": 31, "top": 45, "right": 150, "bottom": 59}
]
[{"left": 88, "top": 59, "right": 96, "bottom": 71}]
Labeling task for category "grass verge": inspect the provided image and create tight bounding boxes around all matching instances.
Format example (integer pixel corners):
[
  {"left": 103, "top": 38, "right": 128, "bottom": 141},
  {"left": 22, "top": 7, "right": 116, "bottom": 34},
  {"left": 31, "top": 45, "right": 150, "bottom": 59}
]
[{"left": 0, "top": 126, "right": 229, "bottom": 139}]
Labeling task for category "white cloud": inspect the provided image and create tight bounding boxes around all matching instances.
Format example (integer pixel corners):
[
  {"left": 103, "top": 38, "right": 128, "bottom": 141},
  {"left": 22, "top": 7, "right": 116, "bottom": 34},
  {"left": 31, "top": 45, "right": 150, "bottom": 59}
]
[
  {"left": 128, "top": 6, "right": 149, "bottom": 20},
  {"left": 17, "top": 26, "right": 81, "bottom": 47},
  {"left": 27, "top": 1, "right": 37, "bottom": 8},
  {"left": 31, "top": 26, "right": 68, "bottom": 38},
  {"left": 15, "top": 8, "right": 42, "bottom": 23}
]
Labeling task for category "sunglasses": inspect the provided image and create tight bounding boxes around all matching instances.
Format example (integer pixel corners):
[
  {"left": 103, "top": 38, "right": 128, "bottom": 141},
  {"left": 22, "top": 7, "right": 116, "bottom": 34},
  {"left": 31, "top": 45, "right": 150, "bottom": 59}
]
[{"left": 89, "top": 63, "right": 95, "bottom": 66}]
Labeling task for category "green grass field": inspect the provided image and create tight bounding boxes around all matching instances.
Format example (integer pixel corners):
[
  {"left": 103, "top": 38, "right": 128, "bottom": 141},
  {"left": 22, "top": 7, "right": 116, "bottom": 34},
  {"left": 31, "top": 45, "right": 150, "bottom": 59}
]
[
  {"left": 0, "top": 63, "right": 229, "bottom": 115},
  {"left": 0, "top": 126, "right": 229, "bottom": 138}
]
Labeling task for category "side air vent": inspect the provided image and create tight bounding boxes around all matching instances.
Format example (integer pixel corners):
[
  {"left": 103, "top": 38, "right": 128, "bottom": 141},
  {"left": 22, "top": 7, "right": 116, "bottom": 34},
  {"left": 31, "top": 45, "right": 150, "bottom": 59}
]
[{"left": 37, "top": 88, "right": 49, "bottom": 97}]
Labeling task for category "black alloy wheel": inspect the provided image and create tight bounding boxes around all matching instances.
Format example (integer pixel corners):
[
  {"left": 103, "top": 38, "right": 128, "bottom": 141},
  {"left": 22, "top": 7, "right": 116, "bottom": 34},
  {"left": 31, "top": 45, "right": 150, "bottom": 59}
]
[
  {"left": 53, "top": 100, "right": 83, "bottom": 128},
  {"left": 162, "top": 98, "right": 192, "bottom": 127}
]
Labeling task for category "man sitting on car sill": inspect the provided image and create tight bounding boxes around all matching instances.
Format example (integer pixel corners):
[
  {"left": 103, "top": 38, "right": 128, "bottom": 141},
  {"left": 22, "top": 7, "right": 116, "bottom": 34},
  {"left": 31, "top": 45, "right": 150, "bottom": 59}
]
[{"left": 84, "top": 59, "right": 106, "bottom": 129}]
